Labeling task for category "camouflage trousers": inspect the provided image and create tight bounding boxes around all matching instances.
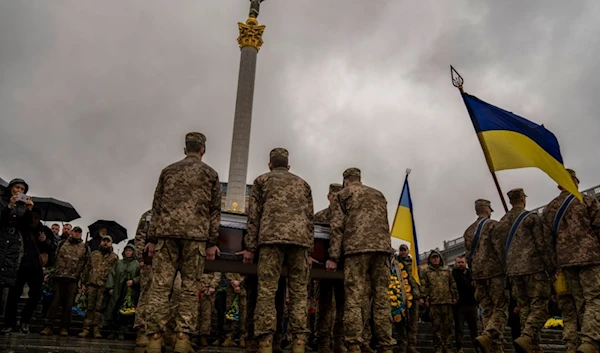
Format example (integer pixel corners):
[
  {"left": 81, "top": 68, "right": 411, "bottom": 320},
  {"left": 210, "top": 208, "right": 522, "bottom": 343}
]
[
  {"left": 475, "top": 276, "right": 508, "bottom": 341},
  {"left": 316, "top": 279, "right": 344, "bottom": 342},
  {"left": 245, "top": 275, "right": 286, "bottom": 343},
  {"left": 430, "top": 304, "right": 454, "bottom": 349},
  {"left": 510, "top": 272, "right": 551, "bottom": 343},
  {"left": 166, "top": 272, "right": 183, "bottom": 331},
  {"left": 198, "top": 292, "right": 215, "bottom": 336},
  {"left": 344, "top": 253, "right": 396, "bottom": 349},
  {"left": 225, "top": 285, "right": 247, "bottom": 337},
  {"left": 133, "top": 265, "right": 152, "bottom": 332},
  {"left": 396, "top": 300, "right": 419, "bottom": 349},
  {"left": 255, "top": 245, "right": 309, "bottom": 341},
  {"left": 557, "top": 293, "right": 581, "bottom": 347},
  {"left": 83, "top": 285, "right": 106, "bottom": 330},
  {"left": 145, "top": 239, "right": 206, "bottom": 335},
  {"left": 563, "top": 264, "right": 600, "bottom": 345}
]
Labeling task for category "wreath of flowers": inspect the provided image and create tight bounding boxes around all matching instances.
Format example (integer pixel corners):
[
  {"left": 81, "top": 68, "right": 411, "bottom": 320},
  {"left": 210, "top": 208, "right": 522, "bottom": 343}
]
[{"left": 389, "top": 260, "right": 413, "bottom": 323}]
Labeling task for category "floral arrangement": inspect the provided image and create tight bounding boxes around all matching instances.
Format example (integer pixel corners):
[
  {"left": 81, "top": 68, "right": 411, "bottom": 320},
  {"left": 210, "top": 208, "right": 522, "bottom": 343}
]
[
  {"left": 225, "top": 294, "right": 240, "bottom": 321},
  {"left": 119, "top": 287, "right": 136, "bottom": 316},
  {"left": 544, "top": 317, "right": 563, "bottom": 329},
  {"left": 42, "top": 267, "right": 55, "bottom": 298},
  {"left": 72, "top": 292, "right": 87, "bottom": 317},
  {"left": 389, "top": 260, "right": 412, "bottom": 322}
]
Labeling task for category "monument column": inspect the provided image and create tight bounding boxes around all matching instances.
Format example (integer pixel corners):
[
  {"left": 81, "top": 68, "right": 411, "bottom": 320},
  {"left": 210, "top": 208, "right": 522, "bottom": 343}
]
[{"left": 225, "top": 0, "right": 266, "bottom": 213}]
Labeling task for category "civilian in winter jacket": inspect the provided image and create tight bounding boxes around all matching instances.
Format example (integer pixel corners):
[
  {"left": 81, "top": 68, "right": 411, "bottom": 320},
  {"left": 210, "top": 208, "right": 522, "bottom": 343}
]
[
  {"left": 0, "top": 178, "right": 33, "bottom": 289},
  {"left": 78, "top": 234, "right": 118, "bottom": 339},
  {"left": 1, "top": 208, "right": 53, "bottom": 334},
  {"left": 40, "top": 226, "right": 90, "bottom": 336},
  {"left": 452, "top": 255, "right": 478, "bottom": 353}
]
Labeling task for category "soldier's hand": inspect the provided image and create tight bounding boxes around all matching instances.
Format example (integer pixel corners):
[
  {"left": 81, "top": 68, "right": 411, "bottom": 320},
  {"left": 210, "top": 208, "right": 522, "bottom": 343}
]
[
  {"left": 139, "top": 260, "right": 147, "bottom": 270},
  {"left": 206, "top": 246, "right": 220, "bottom": 261},
  {"left": 109, "top": 289, "right": 114, "bottom": 296},
  {"left": 236, "top": 250, "right": 255, "bottom": 264},
  {"left": 308, "top": 256, "right": 319, "bottom": 270},
  {"left": 452, "top": 299, "right": 457, "bottom": 305},
  {"left": 232, "top": 280, "right": 240, "bottom": 287},
  {"left": 234, "top": 286, "right": 241, "bottom": 294},
  {"left": 208, "top": 287, "right": 216, "bottom": 295},
  {"left": 144, "top": 243, "right": 156, "bottom": 258},
  {"left": 80, "top": 285, "right": 86, "bottom": 293},
  {"left": 127, "top": 280, "right": 133, "bottom": 287},
  {"left": 419, "top": 299, "right": 425, "bottom": 306},
  {"left": 325, "top": 260, "right": 337, "bottom": 271}
]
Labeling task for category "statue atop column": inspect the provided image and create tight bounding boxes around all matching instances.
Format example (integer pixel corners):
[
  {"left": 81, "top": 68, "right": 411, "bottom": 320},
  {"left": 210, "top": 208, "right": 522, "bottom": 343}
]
[{"left": 249, "top": 0, "right": 265, "bottom": 19}]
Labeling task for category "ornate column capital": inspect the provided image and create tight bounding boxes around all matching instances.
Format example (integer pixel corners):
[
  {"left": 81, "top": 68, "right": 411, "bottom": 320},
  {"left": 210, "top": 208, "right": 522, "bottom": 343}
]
[{"left": 237, "top": 18, "right": 266, "bottom": 51}]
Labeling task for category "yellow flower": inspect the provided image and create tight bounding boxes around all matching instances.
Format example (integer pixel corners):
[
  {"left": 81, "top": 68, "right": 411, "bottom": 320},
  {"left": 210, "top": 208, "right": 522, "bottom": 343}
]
[
  {"left": 393, "top": 315, "right": 402, "bottom": 322},
  {"left": 402, "top": 272, "right": 408, "bottom": 279},
  {"left": 405, "top": 285, "right": 411, "bottom": 292},
  {"left": 407, "top": 293, "right": 413, "bottom": 301},
  {"left": 398, "top": 263, "right": 404, "bottom": 270}
]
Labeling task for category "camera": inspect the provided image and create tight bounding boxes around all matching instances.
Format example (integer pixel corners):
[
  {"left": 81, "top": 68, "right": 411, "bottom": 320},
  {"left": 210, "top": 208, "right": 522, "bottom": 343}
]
[{"left": 17, "top": 193, "right": 30, "bottom": 203}]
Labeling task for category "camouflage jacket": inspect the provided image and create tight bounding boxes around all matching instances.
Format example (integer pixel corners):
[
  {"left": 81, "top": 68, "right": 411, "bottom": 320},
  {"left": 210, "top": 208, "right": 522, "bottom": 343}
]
[
  {"left": 245, "top": 168, "right": 314, "bottom": 252},
  {"left": 329, "top": 183, "right": 393, "bottom": 262},
  {"left": 541, "top": 191, "right": 600, "bottom": 268},
  {"left": 134, "top": 209, "right": 152, "bottom": 261},
  {"left": 397, "top": 255, "right": 421, "bottom": 299},
  {"left": 463, "top": 217, "right": 502, "bottom": 280},
  {"left": 495, "top": 207, "right": 554, "bottom": 276},
  {"left": 148, "top": 155, "right": 221, "bottom": 246},
  {"left": 200, "top": 272, "right": 221, "bottom": 294},
  {"left": 314, "top": 207, "right": 331, "bottom": 224},
  {"left": 53, "top": 239, "right": 90, "bottom": 281},
  {"left": 421, "top": 252, "right": 458, "bottom": 305},
  {"left": 82, "top": 248, "right": 119, "bottom": 286}
]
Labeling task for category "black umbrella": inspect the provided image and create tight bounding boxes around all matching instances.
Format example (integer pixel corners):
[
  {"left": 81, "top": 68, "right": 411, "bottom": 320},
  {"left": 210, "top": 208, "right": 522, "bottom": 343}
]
[
  {"left": 88, "top": 220, "right": 128, "bottom": 245},
  {"left": 31, "top": 197, "right": 81, "bottom": 222}
]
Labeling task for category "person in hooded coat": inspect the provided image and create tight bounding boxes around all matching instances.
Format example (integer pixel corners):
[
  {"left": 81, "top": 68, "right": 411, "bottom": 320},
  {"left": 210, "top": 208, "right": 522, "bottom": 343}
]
[
  {"left": 0, "top": 179, "right": 34, "bottom": 290},
  {"left": 103, "top": 243, "right": 140, "bottom": 340},
  {"left": 421, "top": 250, "right": 458, "bottom": 353}
]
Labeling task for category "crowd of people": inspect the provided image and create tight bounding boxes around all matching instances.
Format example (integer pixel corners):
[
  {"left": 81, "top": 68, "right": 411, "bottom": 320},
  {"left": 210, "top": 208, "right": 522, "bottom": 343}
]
[{"left": 0, "top": 131, "right": 599, "bottom": 353}]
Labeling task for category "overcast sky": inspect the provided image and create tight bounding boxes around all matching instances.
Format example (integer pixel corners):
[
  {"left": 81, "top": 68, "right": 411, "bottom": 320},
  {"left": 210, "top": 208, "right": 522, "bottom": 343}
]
[{"left": 1, "top": 0, "right": 599, "bottom": 256}]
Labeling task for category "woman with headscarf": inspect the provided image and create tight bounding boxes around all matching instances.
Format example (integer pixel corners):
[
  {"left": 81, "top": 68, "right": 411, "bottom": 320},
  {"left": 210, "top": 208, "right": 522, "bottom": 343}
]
[{"left": 0, "top": 179, "right": 34, "bottom": 314}]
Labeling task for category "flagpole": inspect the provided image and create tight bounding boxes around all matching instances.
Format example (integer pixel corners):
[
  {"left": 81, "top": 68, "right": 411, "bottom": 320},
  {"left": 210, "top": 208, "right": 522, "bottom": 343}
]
[{"left": 450, "top": 65, "right": 509, "bottom": 213}]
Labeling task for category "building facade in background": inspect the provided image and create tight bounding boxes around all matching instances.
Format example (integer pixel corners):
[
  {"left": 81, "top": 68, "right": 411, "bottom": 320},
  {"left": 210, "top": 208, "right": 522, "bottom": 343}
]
[
  {"left": 419, "top": 184, "right": 600, "bottom": 269},
  {"left": 220, "top": 182, "right": 252, "bottom": 213}
]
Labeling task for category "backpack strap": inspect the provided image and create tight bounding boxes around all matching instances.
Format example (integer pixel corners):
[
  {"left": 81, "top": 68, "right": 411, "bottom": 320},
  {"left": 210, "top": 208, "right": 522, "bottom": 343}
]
[
  {"left": 468, "top": 218, "right": 488, "bottom": 260},
  {"left": 505, "top": 211, "right": 531, "bottom": 260},
  {"left": 553, "top": 194, "right": 576, "bottom": 235}
]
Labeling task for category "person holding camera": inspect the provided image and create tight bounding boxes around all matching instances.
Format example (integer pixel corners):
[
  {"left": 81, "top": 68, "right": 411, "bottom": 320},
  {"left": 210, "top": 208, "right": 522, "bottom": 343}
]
[{"left": 0, "top": 178, "right": 34, "bottom": 291}]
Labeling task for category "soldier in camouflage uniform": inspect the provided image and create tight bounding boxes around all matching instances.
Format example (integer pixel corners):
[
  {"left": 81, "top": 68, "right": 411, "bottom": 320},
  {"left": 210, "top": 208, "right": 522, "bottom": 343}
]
[
  {"left": 557, "top": 291, "right": 582, "bottom": 353},
  {"left": 40, "top": 226, "right": 90, "bottom": 336},
  {"left": 133, "top": 209, "right": 152, "bottom": 346},
  {"left": 326, "top": 167, "right": 396, "bottom": 353},
  {"left": 495, "top": 188, "right": 554, "bottom": 352},
  {"left": 541, "top": 169, "right": 600, "bottom": 353},
  {"left": 238, "top": 148, "right": 314, "bottom": 353},
  {"left": 315, "top": 183, "right": 346, "bottom": 353},
  {"left": 397, "top": 244, "right": 421, "bottom": 353},
  {"left": 79, "top": 234, "right": 119, "bottom": 339},
  {"left": 197, "top": 272, "right": 221, "bottom": 347},
  {"left": 144, "top": 132, "right": 222, "bottom": 353},
  {"left": 463, "top": 199, "right": 508, "bottom": 353},
  {"left": 222, "top": 272, "right": 247, "bottom": 348},
  {"left": 422, "top": 251, "right": 457, "bottom": 353}
]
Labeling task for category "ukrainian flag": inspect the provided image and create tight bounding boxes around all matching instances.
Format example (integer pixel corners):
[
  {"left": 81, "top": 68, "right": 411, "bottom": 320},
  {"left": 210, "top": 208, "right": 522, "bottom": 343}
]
[
  {"left": 390, "top": 172, "right": 420, "bottom": 285},
  {"left": 462, "top": 93, "right": 581, "bottom": 200}
]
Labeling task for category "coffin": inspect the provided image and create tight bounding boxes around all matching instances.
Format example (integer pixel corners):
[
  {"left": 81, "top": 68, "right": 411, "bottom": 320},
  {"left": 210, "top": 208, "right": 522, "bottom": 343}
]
[{"left": 204, "top": 212, "right": 343, "bottom": 279}]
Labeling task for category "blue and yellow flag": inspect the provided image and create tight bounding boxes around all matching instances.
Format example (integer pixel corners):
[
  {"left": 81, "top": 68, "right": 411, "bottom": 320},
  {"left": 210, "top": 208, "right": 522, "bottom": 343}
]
[
  {"left": 462, "top": 93, "right": 581, "bottom": 201},
  {"left": 390, "top": 171, "right": 420, "bottom": 285}
]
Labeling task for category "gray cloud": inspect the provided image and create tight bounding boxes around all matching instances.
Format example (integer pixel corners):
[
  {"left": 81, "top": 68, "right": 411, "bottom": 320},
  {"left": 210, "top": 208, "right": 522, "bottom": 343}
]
[{"left": 1, "top": 0, "right": 599, "bottom": 255}]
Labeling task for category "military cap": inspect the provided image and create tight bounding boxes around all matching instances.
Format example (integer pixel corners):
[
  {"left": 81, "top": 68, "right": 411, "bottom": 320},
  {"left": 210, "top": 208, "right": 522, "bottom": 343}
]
[
  {"left": 72, "top": 226, "right": 83, "bottom": 233},
  {"left": 269, "top": 148, "right": 289, "bottom": 159},
  {"left": 101, "top": 234, "right": 113, "bottom": 242},
  {"left": 399, "top": 244, "right": 409, "bottom": 251},
  {"left": 329, "top": 183, "right": 343, "bottom": 194},
  {"left": 507, "top": 188, "right": 527, "bottom": 200},
  {"left": 567, "top": 168, "right": 580, "bottom": 183},
  {"left": 343, "top": 167, "right": 361, "bottom": 179},
  {"left": 185, "top": 132, "right": 206, "bottom": 145},
  {"left": 474, "top": 199, "right": 494, "bottom": 212}
]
